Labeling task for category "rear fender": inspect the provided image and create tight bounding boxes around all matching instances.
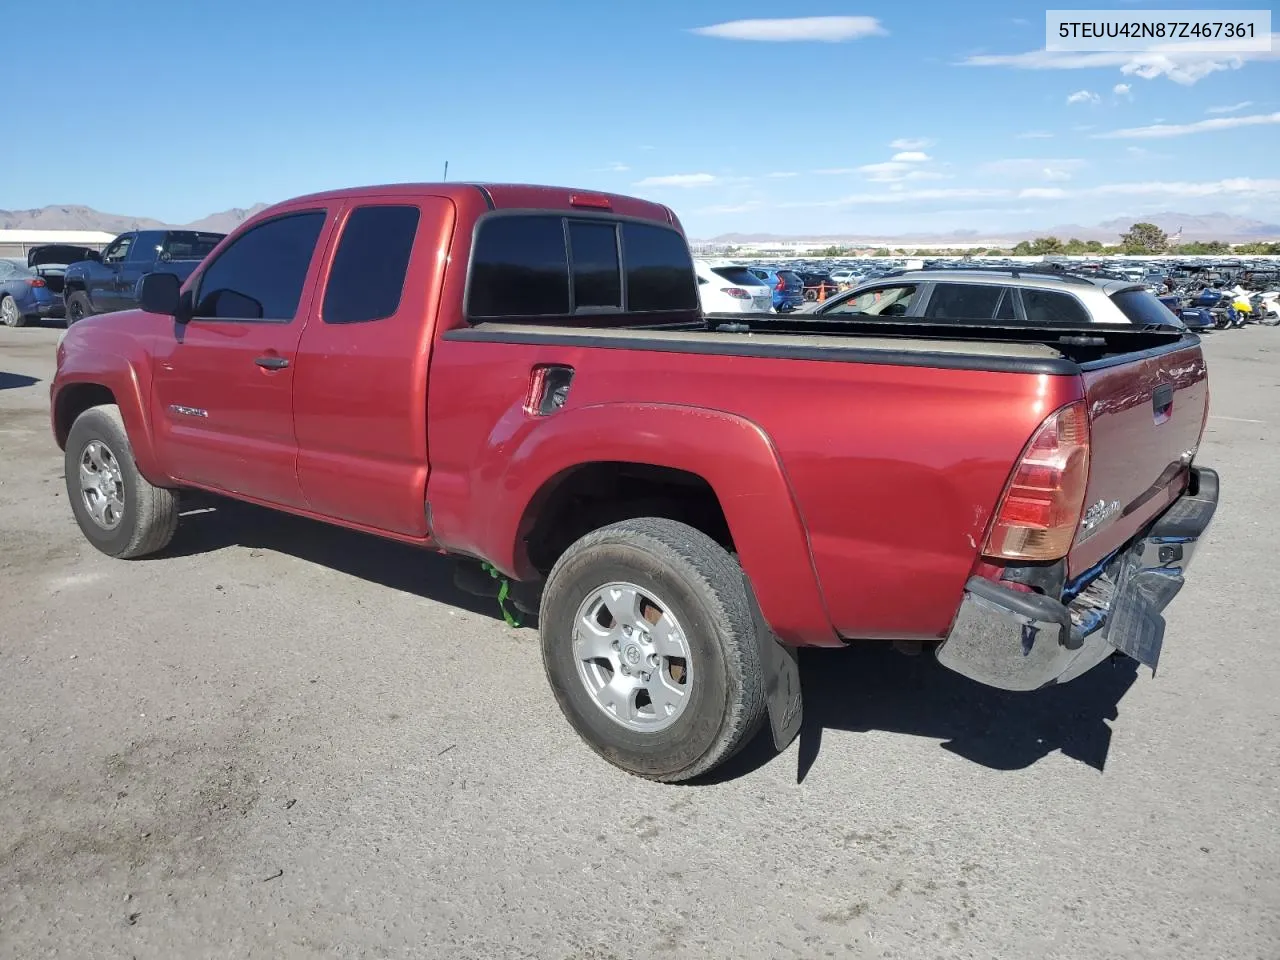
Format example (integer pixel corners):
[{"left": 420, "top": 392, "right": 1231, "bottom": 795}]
[{"left": 460, "top": 402, "right": 837, "bottom": 647}]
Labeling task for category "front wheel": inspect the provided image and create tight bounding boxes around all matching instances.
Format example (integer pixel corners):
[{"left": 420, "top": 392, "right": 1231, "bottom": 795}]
[
  {"left": 539, "top": 517, "right": 766, "bottom": 782},
  {"left": 0, "top": 295, "right": 25, "bottom": 327},
  {"left": 65, "top": 404, "right": 179, "bottom": 558}
]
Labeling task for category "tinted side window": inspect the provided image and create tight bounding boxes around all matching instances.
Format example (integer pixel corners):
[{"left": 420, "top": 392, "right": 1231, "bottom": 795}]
[
  {"left": 323, "top": 205, "right": 421, "bottom": 324},
  {"left": 194, "top": 211, "right": 326, "bottom": 321},
  {"left": 1022, "top": 289, "right": 1091, "bottom": 326},
  {"left": 102, "top": 235, "right": 133, "bottom": 264},
  {"left": 568, "top": 221, "right": 621, "bottom": 311},
  {"left": 924, "top": 283, "right": 1003, "bottom": 321},
  {"left": 469, "top": 216, "right": 569, "bottom": 319},
  {"left": 621, "top": 222, "right": 697, "bottom": 312}
]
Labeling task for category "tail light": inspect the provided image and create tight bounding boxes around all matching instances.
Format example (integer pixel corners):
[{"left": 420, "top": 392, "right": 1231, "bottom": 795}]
[
  {"left": 983, "top": 400, "right": 1091, "bottom": 561},
  {"left": 722, "top": 287, "right": 752, "bottom": 300},
  {"left": 775, "top": 276, "right": 785, "bottom": 291},
  {"left": 26, "top": 278, "right": 47, "bottom": 287}
]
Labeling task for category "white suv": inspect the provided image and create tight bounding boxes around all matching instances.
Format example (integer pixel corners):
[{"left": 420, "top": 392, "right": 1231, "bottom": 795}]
[{"left": 695, "top": 260, "right": 774, "bottom": 314}]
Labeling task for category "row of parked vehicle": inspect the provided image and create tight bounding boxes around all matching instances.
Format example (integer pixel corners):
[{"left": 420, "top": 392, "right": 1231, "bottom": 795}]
[{"left": 0, "top": 230, "right": 225, "bottom": 327}]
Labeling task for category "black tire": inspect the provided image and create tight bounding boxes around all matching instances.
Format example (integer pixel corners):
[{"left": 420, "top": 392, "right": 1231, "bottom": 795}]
[
  {"left": 65, "top": 404, "right": 179, "bottom": 559},
  {"left": 539, "top": 517, "right": 766, "bottom": 782},
  {"left": 65, "top": 291, "right": 93, "bottom": 325},
  {"left": 0, "top": 295, "right": 25, "bottom": 328}
]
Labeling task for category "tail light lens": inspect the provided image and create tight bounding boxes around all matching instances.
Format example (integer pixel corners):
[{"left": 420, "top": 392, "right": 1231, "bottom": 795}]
[
  {"left": 775, "top": 277, "right": 785, "bottom": 291},
  {"left": 983, "top": 400, "right": 1091, "bottom": 561},
  {"left": 722, "top": 287, "right": 752, "bottom": 300},
  {"left": 27, "top": 278, "right": 47, "bottom": 287}
]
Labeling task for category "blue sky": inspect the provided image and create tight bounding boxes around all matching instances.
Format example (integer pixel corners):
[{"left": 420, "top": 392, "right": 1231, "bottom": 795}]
[{"left": 5, "top": 0, "right": 1277, "bottom": 237}]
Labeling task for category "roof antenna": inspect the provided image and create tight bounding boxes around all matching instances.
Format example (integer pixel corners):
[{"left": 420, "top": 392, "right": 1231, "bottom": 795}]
[{"left": 442, "top": 161, "right": 449, "bottom": 182}]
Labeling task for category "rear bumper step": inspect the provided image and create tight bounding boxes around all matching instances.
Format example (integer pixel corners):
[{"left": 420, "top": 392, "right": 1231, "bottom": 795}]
[{"left": 935, "top": 467, "right": 1219, "bottom": 692}]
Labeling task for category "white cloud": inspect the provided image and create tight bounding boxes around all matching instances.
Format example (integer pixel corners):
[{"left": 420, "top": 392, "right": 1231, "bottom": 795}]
[
  {"left": 690, "top": 16, "right": 885, "bottom": 43},
  {"left": 979, "top": 158, "right": 1086, "bottom": 181},
  {"left": 1018, "top": 188, "right": 1068, "bottom": 200},
  {"left": 1016, "top": 131, "right": 1055, "bottom": 139},
  {"left": 1206, "top": 101, "right": 1253, "bottom": 114},
  {"left": 1067, "top": 89, "right": 1100, "bottom": 105},
  {"left": 597, "top": 161, "right": 629, "bottom": 173},
  {"left": 857, "top": 161, "right": 948, "bottom": 183},
  {"left": 697, "top": 201, "right": 766, "bottom": 214},
  {"left": 1113, "top": 83, "right": 1131, "bottom": 97},
  {"left": 814, "top": 168, "right": 859, "bottom": 175},
  {"left": 1093, "top": 111, "right": 1280, "bottom": 139},
  {"left": 767, "top": 171, "right": 799, "bottom": 178},
  {"left": 633, "top": 173, "right": 717, "bottom": 187},
  {"left": 889, "top": 137, "right": 934, "bottom": 150},
  {"left": 890, "top": 151, "right": 931, "bottom": 162},
  {"left": 960, "top": 35, "right": 1280, "bottom": 85}
]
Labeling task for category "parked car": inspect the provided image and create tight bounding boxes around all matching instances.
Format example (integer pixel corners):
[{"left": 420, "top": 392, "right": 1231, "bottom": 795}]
[
  {"left": 747, "top": 266, "right": 806, "bottom": 312},
  {"left": 805, "top": 268, "right": 1188, "bottom": 328},
  {"left": 62, "top": 229, "right": 224, "bottom": 323},
  {"left": 695, "top": 261, "right": 774, "bottom": 313},
  {"left": 795, "top": 271, "right": 839, "bottom": 302},
  {"left": 51, "top": 182, "right": 1217, "bottom": 783},
  {"left": 0, "top": 258, "right": 63, "bottom": 327}
]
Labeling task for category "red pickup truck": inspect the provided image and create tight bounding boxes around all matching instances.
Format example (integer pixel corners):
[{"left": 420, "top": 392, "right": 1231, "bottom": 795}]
[{"left": 50, "top": 183, "right": 1219, "bottom": 782}]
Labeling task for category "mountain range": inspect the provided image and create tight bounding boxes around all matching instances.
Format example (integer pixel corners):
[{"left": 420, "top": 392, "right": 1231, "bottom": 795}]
[
  {"left": 703, "top": 213, "right": 1280, "bottom": 245},
  {"left": 0, "top": 203, "right": 271, "bottom": 235},
  {"left": 2, "top": 204, "right": 1277, "bottom": 244}
]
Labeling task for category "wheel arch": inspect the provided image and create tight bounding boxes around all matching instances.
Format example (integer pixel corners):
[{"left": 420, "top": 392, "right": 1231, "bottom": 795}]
[{"left": 446, "top": 402, "right": 837, "bottom": 647}]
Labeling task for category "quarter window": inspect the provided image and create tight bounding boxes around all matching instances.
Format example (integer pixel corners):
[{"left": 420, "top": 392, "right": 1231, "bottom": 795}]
[
  {"left": 193, "top": 211, "right": 326, "bottom": 321},
  {"left": 102, "top": 235, "right": 133, "bottom": 264},
  {"left": 323, "top": 205, "right": 421, "bottom": 324},
  {"left": 924, "top": 283, "right": 1004, "bottom": 321},
  {"left": 568, "top": 221, "right": 621, "bottom": 311},
  {"left": 1021, "top": 289, "right": 1092, "bottom": 326}
]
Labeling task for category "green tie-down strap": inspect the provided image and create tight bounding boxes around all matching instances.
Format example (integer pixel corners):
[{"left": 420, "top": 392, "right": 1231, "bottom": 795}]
[{"left": 480, "top": 562, "right": 523, "bottom": 628}]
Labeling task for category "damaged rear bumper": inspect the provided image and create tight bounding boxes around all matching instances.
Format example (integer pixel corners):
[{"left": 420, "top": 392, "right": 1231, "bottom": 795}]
[{"left": 936, "top": 467, "right": 1219, "bottom": 692}]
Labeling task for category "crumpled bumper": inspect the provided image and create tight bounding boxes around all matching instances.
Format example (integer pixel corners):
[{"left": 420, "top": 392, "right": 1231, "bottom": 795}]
[{"left": 935, "top": 467, "right": 1219, "bottom": 692}]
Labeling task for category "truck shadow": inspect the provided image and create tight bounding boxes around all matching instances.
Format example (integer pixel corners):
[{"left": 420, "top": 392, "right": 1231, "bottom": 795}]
[
  {"left": 0, "top": 372, "right": 40, "bottom": 391},
  {"left": 164, "top": 497, "right": 506, "bottom": 620},
  {"left": 706, "top": 644, "right": 1139, "bottom": 785}
]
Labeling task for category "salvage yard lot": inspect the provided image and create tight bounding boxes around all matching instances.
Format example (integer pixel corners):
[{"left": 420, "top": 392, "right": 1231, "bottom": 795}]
[{"left": 1, "top": 325, "right": 1278, "bottom": 959}]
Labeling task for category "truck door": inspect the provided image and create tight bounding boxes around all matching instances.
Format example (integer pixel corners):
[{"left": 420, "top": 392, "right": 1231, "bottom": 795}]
[
  {"left": 149, "top": 207, "right": 336, "bottom": 508},
  {"left": 94, "top": 233, "right": 135, "bottom": 312},
  {"left": 293, "top": 196, "right": 454, "bottom": 535},
  {"left": 116, "top": 230, "right": 163, "bottom": 310}
]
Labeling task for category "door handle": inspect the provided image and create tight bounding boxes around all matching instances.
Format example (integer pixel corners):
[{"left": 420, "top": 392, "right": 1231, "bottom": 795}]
[{"left": 254, "top": 356, "right": 290, "bottom": 370}]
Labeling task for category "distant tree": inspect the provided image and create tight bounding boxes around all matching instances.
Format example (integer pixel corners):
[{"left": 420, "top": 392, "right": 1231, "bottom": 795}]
[
  {"left": 819, "top": 245, "right": 848, "bottom": 257},
  {"left": 873, "top": 247, "right": 891, "bottom": 256},
  {"left": 1084, "top": 239, "right": 1105, "bottom": 252},
  {"left": 1012, "top": 240, "right": 1032, "bottom": 255},
  {"left": 1029, "top": 236, "right": 1064, "bottom": 255},
  {"left": 893, "top": 248, "right": 908, "bottom": 255},
  {"left": 1233, "top": 241, "right": 1280, "bottom": 254},
  {"left": 1063, "top": 237, "right": 1088, "bottom": 254},
  {"left": 1175, "top": 240, "right": 1229, "bottom": 255},
  {"left": 1120, "top": 222, "right": 1169, "bottom": 254}
]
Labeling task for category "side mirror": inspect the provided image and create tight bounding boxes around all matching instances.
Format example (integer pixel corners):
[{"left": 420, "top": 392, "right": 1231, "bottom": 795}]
[{"left": 139, "top": 272, "right": 182, "bottom": 317}]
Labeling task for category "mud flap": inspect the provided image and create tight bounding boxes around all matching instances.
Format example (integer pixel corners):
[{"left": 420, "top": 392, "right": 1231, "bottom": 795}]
[{"left": 746, "top": 581, "right": 803, "bottom": 751}]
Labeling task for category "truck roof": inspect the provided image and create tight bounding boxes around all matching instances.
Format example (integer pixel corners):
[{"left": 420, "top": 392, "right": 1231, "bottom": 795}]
[{"left": 268, "top": 182, "right": 678, "bottom": 226}]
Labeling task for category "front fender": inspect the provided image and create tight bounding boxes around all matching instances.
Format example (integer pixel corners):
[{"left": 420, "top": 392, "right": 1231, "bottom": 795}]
[
  {"left": 52, "top": 329, "right": 166, "bottom": 485},
  {"left": 458, "top": 401, "right": 838, "bottom": 647}
]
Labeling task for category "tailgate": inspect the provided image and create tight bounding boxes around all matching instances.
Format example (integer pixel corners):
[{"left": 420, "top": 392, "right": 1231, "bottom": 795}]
[{"left": 1069, "top": 339, "right": 1208, "bottom": 577}]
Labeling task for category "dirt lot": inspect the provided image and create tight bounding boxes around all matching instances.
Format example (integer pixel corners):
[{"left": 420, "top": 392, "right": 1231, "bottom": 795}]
[{"left": 1, "top": 323, "right": 1278, "bottom": 959}]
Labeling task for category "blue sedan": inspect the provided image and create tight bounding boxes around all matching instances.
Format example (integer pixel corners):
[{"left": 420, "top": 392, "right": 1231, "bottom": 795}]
[{"left": 0, "top": 259, "right": 63, "bottom": 327}]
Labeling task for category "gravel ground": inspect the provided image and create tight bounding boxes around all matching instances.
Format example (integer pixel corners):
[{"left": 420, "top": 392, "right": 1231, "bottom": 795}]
[{"left": 1, "top": 323, "right": 1277, "bottom": 960}]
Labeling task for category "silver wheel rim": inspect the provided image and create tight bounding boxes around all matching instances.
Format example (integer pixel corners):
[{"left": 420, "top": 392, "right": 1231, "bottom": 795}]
[
  {"left": 78, "top": 440, "right": 126, "bottom": 531},
  {"left": 572, "top": 581, "right": 693, "bottom": 733},
  {"left": 1, "top": 297, "right": 17, "bottom": 325}
]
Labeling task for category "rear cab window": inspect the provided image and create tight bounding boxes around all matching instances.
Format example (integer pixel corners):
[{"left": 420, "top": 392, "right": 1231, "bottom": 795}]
[
  {"left": 467, "top": 214, "right": 697, "bottom": 324},
  {"left": 1021, "top": 288, "right": 1092, "bottom": 326}
]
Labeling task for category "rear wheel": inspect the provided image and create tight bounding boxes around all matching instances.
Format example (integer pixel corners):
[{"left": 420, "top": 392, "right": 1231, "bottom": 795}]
[
  {"left": 539, "top": 518, "right": 765, "bottom": 782},
  {"left": 0, "top": 295, "right": 25, "bottom": 327},
  {"left": 65, "top": 291, "right": 93, "bottom": 325},
  {"left": 65, "top": 404, "right": 179, "bottom": 559}
]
